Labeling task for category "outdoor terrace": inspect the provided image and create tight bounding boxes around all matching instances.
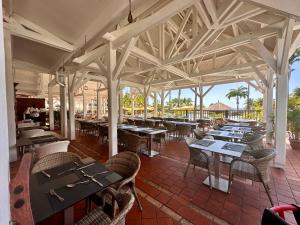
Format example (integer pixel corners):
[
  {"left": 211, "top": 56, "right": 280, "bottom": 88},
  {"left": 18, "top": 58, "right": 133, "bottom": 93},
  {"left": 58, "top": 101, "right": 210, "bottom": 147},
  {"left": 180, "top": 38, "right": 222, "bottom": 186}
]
[{"left": 10, "top": 134, "right": 299, "bottom": 225}]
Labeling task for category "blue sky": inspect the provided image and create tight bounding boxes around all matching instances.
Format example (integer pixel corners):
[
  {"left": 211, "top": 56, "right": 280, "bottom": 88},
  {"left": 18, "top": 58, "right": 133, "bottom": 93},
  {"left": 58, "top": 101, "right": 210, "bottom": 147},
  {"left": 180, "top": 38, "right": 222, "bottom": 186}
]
[{"left": 124, "top": 61, "right": 300, "bottom": 108}]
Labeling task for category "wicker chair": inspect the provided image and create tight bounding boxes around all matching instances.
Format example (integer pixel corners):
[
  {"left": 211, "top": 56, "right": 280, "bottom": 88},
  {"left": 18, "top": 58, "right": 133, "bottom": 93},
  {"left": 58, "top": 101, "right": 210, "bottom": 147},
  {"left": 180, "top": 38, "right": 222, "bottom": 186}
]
[
  {"left": 153, "top": 127, "right": 167, "bottom": 152},
  {"left": 193, "top": 127, "right": 205, "bottom": 139},
  {"left": 127, "top": 118, "right": 134, "bottom": 125},
  {"left": 241, "top": 132, "right": 264, "bottom": 151},
  {"left": 99, "top": 125, "right": 108, "bottom": 143},
  {"left": 119, "top": 132, "right": 148, "bottom": 153},
  {"left": 35, "top": 140, "right": 70, "bottom": 160},
  {"left": 135, "top": 120, "right": 145, "bottom": 127},
  {"left": 228, "top": 148, "right": 275, "bottom": 206},
  {"left": 163, "top": 122, "right": 177, "bottom": 138},
  {"left": 145, "top": 120, "right": 155, "bottom": 127},
  {"left": 92, "top": 152, "right": 142, "bottom": 213},
  {"left": 31, "top": 152, "right": 80, "bottom": 174},
  {"left": 176, "top": 124, "right": 192, "bottom": 140},
  {"left": 184, "top": 137, "right": 212, "bottom": 187},
  {"left": 77, "top": 188, "right": 134, "bottom": 225}
]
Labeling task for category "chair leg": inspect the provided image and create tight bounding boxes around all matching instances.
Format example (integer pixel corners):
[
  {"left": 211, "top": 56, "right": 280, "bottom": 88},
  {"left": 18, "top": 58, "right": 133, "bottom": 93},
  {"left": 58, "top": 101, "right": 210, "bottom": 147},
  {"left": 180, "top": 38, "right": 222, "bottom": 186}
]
[
  {"left": 131, "top": 185, "right": 143, "bottom": 211},
  {"left": 184, "top": 161, "right": 191, "bottom": 177},
  {"left": 261, "top": 181, "right": 274, "bottom": 206},
  {"left": 207, "top": 168, "right": 212, "bottom": 189},
  {"left": 227, "top": 173, "right": 233, "bottom": 193}
]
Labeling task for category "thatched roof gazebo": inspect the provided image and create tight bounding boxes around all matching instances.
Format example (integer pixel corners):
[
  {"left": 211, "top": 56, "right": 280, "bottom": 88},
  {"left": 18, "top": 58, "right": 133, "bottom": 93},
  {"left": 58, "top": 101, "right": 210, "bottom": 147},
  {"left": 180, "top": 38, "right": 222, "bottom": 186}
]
[{"left": 206, "top": 102, "right": 232, "bottom": 111}]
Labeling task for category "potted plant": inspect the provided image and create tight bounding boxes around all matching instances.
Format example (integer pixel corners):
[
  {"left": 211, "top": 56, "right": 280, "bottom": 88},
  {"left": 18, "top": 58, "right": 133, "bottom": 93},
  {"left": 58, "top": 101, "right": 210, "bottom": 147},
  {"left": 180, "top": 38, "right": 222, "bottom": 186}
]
[{"left": 287, "top": 109, "right": 300, "bottom": 149}]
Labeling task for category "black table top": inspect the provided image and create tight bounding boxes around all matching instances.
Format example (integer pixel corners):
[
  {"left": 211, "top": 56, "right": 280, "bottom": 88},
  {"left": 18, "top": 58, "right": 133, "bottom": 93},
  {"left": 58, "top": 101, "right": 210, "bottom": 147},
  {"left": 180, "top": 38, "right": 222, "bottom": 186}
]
[
  {"left": 30, "top": 160, "right": 122, "bottom": 223},
  {"left": 16, "top": 133, "right": 67, "bottom": 148}
]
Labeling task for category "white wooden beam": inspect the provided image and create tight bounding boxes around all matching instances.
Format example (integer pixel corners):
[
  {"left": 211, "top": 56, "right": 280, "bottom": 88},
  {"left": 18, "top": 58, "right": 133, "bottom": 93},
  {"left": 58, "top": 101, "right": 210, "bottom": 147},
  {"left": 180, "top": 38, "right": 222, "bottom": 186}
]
[
  {"left": 113, "top": 37, "right": 137, "bottom": 79},
  {"left": 103, "top": 0, "right": 194, "bottom": 47},
  {"left": 7, "top": 14, "right": 73, "bottom": 52}
]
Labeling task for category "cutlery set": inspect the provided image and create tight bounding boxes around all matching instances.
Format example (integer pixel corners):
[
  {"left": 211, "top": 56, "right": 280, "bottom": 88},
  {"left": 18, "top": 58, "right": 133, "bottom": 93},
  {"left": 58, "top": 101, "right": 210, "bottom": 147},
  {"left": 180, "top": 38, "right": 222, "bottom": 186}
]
[{"left": 44, "top": 161, "right": 107, "bottom": 202}]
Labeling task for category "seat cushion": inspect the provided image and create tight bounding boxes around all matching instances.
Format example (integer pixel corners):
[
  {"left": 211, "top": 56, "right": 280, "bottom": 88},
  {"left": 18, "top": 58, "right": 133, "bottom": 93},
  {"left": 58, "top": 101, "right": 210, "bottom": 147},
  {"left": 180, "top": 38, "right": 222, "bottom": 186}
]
[{"left": 76, "top": 207, "right": 111, "bottom": 225}]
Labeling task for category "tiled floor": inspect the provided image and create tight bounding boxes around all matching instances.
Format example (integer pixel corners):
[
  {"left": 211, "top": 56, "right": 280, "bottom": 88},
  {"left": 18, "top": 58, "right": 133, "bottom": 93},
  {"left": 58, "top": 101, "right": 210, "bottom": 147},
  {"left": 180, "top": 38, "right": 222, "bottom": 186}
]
[{"left": 10, "top": 133, "right": 300, "bottom": 225}]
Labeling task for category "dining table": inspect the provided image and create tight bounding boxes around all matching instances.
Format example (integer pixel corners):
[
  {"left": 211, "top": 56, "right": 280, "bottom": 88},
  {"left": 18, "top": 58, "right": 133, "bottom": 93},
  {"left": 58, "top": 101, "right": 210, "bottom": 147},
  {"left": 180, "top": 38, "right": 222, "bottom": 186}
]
[
  {"left": 189, "top": 139, "right": 247, "bottom": 192},
  {"left": 166, "top": 121, "right": 199, "bottom": 129},
  {"left": 225, "top": 122, "right": 250, "bottom": 127},
  {"left": 207, "top": 130, "right": 244, "bottom": 141},
  {"left": 118, "top": 124, "right": 167, "bottom": 157},
  {"left": 30, "top": 158, "right": 122, "bottom": 225},
  {"left": 220, "top": 126, "right": 252, "bottom": 133}
]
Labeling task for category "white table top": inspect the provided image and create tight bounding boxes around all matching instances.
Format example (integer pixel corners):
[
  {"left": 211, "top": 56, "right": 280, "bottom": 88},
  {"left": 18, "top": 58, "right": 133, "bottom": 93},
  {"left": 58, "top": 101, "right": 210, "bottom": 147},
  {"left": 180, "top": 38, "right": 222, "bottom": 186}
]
[
  {"left": 167, "top": 121, "right": 199, "bottom": 126},
  {"left": 190, "top": 139, "right": 247, "bottom": 157},
  {"left": 207, "top": 130, "right": 244, "bottom": 139},
  {"left": 221, "top": 126, "right": 252, "bottom": 133},
  {"left": 118, "top": 124, "right": 167, "bottom": 135},
  {"left": 225, "top": 122, "right": 250, "bottom": 127}
]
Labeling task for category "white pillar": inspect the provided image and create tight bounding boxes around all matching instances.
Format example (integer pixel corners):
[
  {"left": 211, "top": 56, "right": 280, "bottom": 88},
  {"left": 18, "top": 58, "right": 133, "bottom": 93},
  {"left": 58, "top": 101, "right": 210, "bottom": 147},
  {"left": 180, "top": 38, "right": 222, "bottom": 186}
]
[
  {"left": 0, "top": 7, "right": 11, "bottom": 222},
  {"left": 199, "top": 85, "right": 203, "bottom": 118},
  {"left": 60, "top": 75, "right": 68, "bottom": 137},
  {"left": 68, "top": 74, "right": 76, "bottom": 140},
  {"left": 275, "top": 74, "right": 289, "bottom": 168},
  {"left": 4, "top": 28, "right": 17, "bottom": 161},
  {"left": 154, "top": 92, "right": 157, "bottom": 117},
  {"left": 48, "top": 84, "right": 54, "bottom": 130},
  {"left": 83, "top": 90, "right": 87, "bottom": 118},
  {"left": 263, "top": 91, "right": 268, "bottom": 122},
  {"left": 193, "top": 87, "right": 198, "bottom": 120},
  {"left": 107, "top": 43, "right": 118, "bottom": 157},
  {"left": 266, "top": 71, "right": 274, "bottom": 144},
  {"left": 119, "top": 89, "right": 124, "bottom": 123},
  {"left": 97, "top": 84, "right": 102, "bottom": 119},
  {"left": 144, "top": 85, "right": 148, "bottom": 120}
]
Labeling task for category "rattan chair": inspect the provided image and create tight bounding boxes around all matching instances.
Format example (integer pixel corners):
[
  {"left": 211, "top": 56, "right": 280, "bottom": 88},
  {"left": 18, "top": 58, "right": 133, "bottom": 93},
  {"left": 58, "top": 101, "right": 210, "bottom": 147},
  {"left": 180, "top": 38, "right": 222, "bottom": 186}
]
[
  {"left": 99, "top": 125, "right": 108, "bottom": 143},
  {"left": 119, "top": 132, "right": 147, "bottom": 153},
  {"left": 193, "top": 127, "right": 205, "bottom": 139},
  {"left": 163, "top": 122, "right": 177, "bottom": 138},
  {"left": 135, "top": 120, "right": 145, "bottom": 127},
  {"left": 77, "top": 188, "right": 134, "bottom": 225},
  {"left": 241, "top": 132, "right": 264, "bottom": 151},
  {"left": 228, "top": 148, "right": 275, "bottom": 206},
  {"left": 127, "top": 118, "right": 134, "bottom": 125},
  {"left": 31, "top": 152, "right": 80, "bottom": 174},
  {"left": 176, "top": 124, "right": 192, "bottom": 140},
  {"left": 184, "top": 137, "right": 212, "bottom": 188},
  {"left": 92, "top": 152, "right": 142, "bottom": 213},
  {"left": 35, "top": 140, "right": 70, "bottom": 160},
  {"left": 145, "top": 120, "right": 155, "bottom": 127},
  {"left": 153, "top": 127, "right": 167, "bottom": 152}
]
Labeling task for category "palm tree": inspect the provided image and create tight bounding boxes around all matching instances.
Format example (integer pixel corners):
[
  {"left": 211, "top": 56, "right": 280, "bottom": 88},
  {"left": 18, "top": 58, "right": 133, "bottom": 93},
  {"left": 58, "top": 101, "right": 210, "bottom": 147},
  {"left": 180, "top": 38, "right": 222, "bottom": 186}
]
[
  {"left": 289, "top": 48, "right": 300, "bottom": 70},
  {"left": 226, "top": 86, "right": 248, "bottom": 112}
]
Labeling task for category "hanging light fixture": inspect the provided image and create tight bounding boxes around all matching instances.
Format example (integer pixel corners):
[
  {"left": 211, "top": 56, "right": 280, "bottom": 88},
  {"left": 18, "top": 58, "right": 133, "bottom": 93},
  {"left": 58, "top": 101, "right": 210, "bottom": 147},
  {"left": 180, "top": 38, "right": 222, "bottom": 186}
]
[{"left": 128, "top": 0, "right": 133, "bottom": 23}]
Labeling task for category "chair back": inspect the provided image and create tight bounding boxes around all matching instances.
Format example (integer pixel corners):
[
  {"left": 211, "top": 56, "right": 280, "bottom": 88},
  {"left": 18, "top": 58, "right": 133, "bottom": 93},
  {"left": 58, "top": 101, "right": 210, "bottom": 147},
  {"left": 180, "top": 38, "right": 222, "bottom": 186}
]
[
  {"left": 163, "top": 122, "right": 176, "bottom": 132},
  {"left": 31, "top": 152, "right": 80, "bottom": 174},
  {"left": 194, "top": 128, "right": 205, "bottom": 139},
  {"left": 242, "top": 132, "right": 264, "bottom": 150},
  {"left": 145, "top": 120, "right": 155, "bottom": 127},
  {"left": 20, "top": 129, "right": 45, "bottom": 138},
  {"left": 105, "top": 151, "right": 140, "bottom": 181},
  {"left": 251, "top": 148, "right": 275, "bottom": 182},
  {"left": 177, "top": 124, "right": 191, "bottom": 137},
  {"left": 35, "top": 140, "right": 70, "bottom": 160},
  {"left": 135, "top": 120, "right": 145, "bottom": 127}
]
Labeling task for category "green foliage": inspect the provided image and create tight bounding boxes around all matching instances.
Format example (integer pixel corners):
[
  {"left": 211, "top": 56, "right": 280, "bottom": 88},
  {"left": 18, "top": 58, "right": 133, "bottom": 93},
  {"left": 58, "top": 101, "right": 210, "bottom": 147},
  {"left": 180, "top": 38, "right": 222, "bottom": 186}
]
[
  {"left": 288, "top": 88, "right": 300, "bottom": 110},
  {"left": 121, "top": 92, "right": 144, "bottom": 108},
  {"left": 167, "top": 97, "right": 193, "bottom": 108},
  {"left": 289, "top": 48, "right": 300, "bottom": 67},
  {"left": 287, "top": 109, "right": 300, "bottom": 139},
  {"left": 225, "top": 86, "right": 248, "bottom": 111}
]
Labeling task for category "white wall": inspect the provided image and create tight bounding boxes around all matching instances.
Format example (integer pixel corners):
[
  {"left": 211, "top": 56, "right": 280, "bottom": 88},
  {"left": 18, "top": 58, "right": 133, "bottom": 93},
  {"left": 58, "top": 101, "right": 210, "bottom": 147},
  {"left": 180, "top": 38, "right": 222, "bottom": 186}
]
[{"left": 0, "top": 3, "right": 12, "bottom": 225}]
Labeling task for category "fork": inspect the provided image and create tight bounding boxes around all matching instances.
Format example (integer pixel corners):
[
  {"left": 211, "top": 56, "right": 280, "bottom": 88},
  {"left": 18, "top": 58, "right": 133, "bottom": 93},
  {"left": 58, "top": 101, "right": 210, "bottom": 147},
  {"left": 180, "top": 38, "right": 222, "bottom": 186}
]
[{"left": 49, "top": 189, "right": 64, "bottom": 202}]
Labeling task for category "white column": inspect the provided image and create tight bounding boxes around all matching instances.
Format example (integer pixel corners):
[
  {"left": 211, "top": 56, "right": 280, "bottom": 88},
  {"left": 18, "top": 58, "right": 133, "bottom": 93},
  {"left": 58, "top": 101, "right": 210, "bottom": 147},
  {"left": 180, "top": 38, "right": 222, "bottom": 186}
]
[
  {"left": 60, "top": 75, "right": 68, "bottom": 137},
  {"left": 144, "top": 85, "right": 148, "bottom": 120},
  {"left": 97, "top": 84, "right": 102, "bottom": 119},
  {"left": 154, "top": 92, "right": 157, "bottom": 117},
  {"left": 275, "top": 74, "right": 289, "bottom": 167},
  {"left": 263, "top": 90, "right": 268, "bottom": 122},
  {"left": 266, "top": 71, "right": 274, "bottom": 144},
  {"left": 4, "top": 28, "right": 17, "bottom": 162},
  {"left": 0, "top": 6, "right": 11, "bottom": 222},
  {"left": 48, "top": 83, "right": 54, "bottom": 130},
  {"left": 193, "top": 87, "right": 198, "bottom": 120},
  {"left": 119, "top": 88, "right": 124, "bottom": 123},
  {"left": 68, "top": 74, "right": 76, "bottom": 140},
  {"left": 83, "top": 90, "right": 87, "bottom": 118},
  {"left": 199, "top": 85, "right": 203, "bottom": 118},
  {"left": 107, "top": 43, "right": 118, "bottom": 157}
]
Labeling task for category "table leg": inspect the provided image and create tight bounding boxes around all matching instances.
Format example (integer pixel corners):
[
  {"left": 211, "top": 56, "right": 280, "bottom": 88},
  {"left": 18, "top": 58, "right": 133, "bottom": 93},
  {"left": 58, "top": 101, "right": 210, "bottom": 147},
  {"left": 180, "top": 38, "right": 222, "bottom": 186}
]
[
  {"left": 64, "top": 206, "right": 74, "bottom": 225},
  {"left": 203, "top": 152, "right": 229, "bottom": 192},
  {"left": 141, "top": 134, "right": 160, "bottom": 157}
]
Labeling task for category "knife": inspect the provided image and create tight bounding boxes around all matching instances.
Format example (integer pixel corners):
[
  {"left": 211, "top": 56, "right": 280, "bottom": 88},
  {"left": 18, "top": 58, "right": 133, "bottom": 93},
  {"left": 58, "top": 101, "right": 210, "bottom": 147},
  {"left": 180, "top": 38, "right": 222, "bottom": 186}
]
[
  {"left": 76, "top": 163, "right": 95, "bottom": 170},
  {"left": 91, "top": 177, "right": 103, "bottom": 187}
]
